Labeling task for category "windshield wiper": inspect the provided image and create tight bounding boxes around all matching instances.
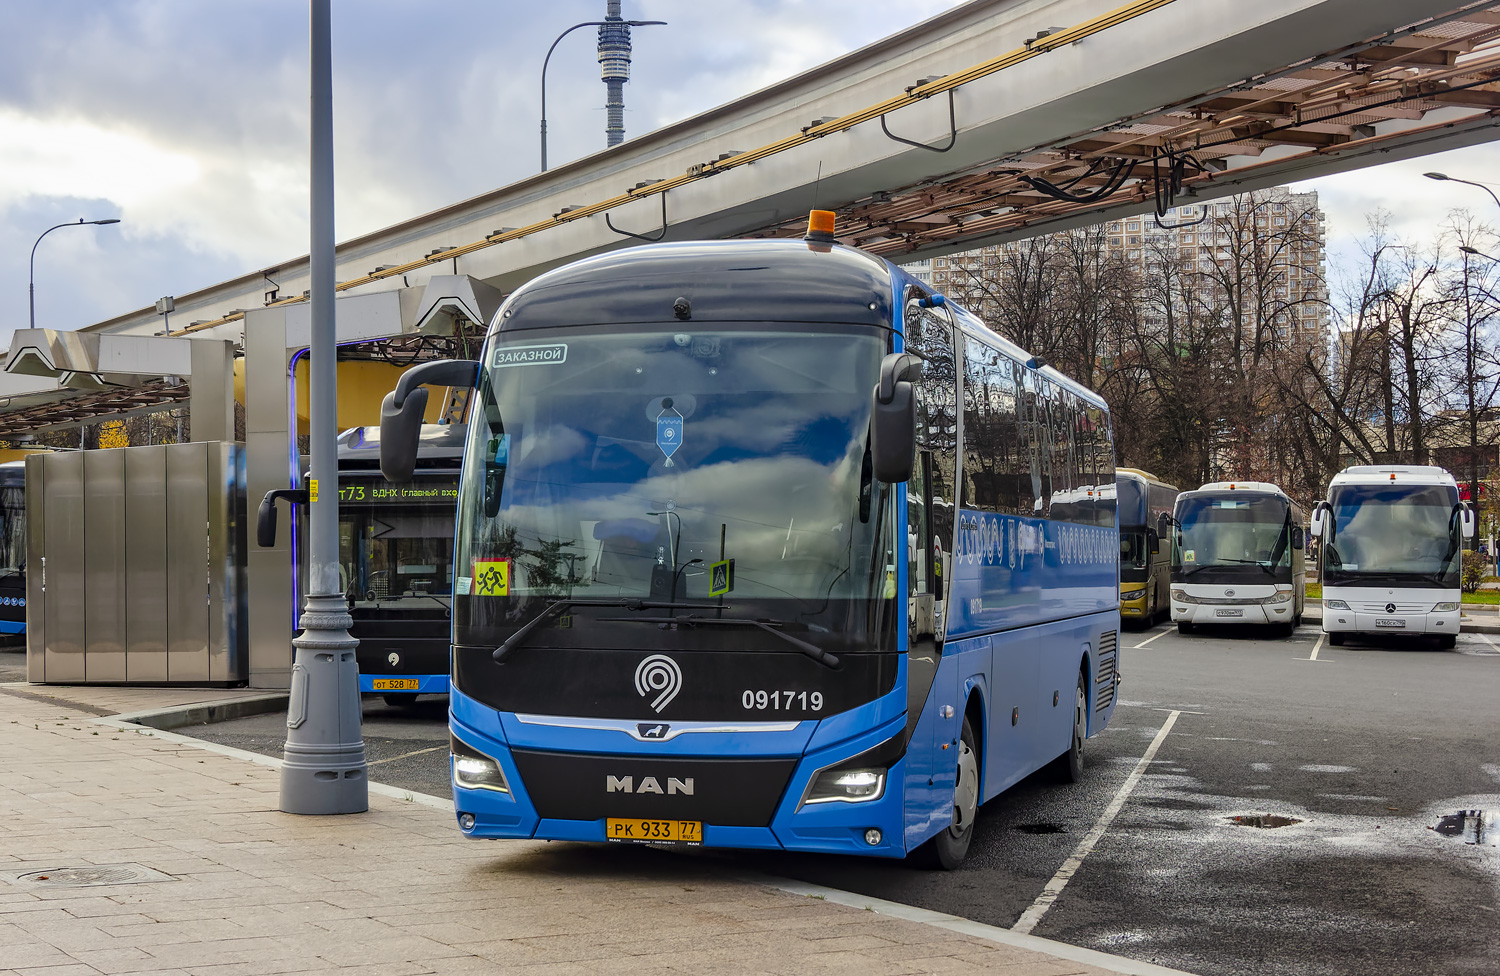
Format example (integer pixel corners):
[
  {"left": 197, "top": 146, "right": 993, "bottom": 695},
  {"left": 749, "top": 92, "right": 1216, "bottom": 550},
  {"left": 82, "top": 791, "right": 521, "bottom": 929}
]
[
  {"left": 491, "top": 598, "right": 721, "bottom": 663},
  {"left": 603, "top": 613, "right": 841, "bottom": 669}
]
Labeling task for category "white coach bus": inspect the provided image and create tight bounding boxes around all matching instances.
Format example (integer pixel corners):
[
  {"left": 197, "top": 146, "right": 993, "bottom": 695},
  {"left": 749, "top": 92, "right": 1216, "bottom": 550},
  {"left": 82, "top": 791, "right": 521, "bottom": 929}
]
[{"left": 1311, "top": 465, "right": 1474, "bottom": 648}]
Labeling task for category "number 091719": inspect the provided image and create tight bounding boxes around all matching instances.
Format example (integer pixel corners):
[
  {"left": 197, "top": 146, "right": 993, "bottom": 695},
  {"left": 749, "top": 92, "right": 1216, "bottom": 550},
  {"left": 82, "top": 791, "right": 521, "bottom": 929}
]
[{"left": 741, "top": 689, "right": 822, "bottom": 711}]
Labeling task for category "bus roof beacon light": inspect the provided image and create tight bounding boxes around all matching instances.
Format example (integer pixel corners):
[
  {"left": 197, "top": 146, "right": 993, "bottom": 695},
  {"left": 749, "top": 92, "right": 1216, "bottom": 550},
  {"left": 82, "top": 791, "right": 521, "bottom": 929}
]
[{"left": 804, "top": 211, "right": 840, "bottom": 244}]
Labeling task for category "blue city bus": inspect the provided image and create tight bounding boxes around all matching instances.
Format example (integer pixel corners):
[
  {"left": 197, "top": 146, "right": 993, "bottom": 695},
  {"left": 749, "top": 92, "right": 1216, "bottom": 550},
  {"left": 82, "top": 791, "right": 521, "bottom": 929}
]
[
  {"left": 377, "top": 217, "right": 1120, "bottom": 867},
  {"left": 0, "top": 460, "right": 26, "bottom": 641}
]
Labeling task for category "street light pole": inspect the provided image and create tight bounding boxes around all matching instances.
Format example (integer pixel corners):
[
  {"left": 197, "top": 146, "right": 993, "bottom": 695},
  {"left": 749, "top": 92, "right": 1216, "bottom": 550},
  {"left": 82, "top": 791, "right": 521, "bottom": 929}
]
[
  {"left": 29, "top": 218, "right": 120, "bottom": 330},
  {"left": 540, "top": 18, "right": 664, "bottom": 171},
  {"left": 280, "top": 0, "right": 368, "bottom": 816},
  {"left": 1424, "top": 171, "right": 1500, "bottom": 213}
]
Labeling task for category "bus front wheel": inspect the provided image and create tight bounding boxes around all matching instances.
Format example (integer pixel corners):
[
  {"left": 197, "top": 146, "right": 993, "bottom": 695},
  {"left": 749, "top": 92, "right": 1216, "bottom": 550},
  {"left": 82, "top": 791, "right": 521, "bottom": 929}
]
[
  {"left": 923, "top": 716, "right": 978, "bottom": 870},
  {"left": 1327, "top": 632, "right": 1345, "bottom": 646},
  {"left": 1177, "top": 621, "right": 1195, "bottom": 635}
]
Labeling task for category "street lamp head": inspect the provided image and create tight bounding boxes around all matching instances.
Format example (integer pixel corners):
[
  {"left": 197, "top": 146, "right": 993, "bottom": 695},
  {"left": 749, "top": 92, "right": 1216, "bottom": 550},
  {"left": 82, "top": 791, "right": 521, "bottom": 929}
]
[
  {"left": 90, "top": 218, "right": 121, "bottom": 226},
  {"left": 1462, "top": 245, "right": 1480, "bottom": 254},
  {"left": 623, "top": 20, "right": 667, "bottom": 26},
  {"left": 1424, "top": 172, "right": 1451, "bottom": 181}
]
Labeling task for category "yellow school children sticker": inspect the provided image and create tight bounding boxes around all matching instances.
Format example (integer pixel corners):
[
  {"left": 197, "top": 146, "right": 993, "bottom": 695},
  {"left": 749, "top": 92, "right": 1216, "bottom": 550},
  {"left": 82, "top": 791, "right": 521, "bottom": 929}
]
[{"left": 473, "top": 559, "right": 510, "bottom": 596}]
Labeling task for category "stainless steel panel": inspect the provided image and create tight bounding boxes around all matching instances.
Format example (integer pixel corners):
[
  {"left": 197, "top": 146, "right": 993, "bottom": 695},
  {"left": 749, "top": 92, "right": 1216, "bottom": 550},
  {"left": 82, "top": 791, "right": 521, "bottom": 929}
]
[
  {"left": 41, "top": 452, "right": 85, "bottom": 682},
  {"left": 246, "top": 549, "right": 293, "bottom": 688},
  {"left": 245, "top": 308, "right": 295, "bottom": 688},
  {"left": 124, "top": 446, "right": 169, "bottom": 682},
  {"left": 83, "top": 449, "right": 127, "bottom": 681},
  {"left": 206, "top": 443, "right": 247, "bottom": 683},
  {"left": 166, "top": 443, "right": 211, "bottom": 682},
  {"left": 24, "top": 455, "right": 44, "bottom": 682}
]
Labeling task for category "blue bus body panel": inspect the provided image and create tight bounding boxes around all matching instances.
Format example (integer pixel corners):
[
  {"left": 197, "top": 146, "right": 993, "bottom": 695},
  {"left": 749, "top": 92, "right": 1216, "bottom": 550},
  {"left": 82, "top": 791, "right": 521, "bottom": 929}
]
[
  {"left": 499, "top": 712, "right": 816, "bottom": 758},
  {"left": 360, "top": 673, "right": 448, "bottom": 694}
]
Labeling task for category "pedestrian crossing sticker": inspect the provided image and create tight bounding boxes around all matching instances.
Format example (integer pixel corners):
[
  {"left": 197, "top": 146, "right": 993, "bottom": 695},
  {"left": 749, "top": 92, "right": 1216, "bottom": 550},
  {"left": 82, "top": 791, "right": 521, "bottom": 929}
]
[
  {"left": 473, "top": 559, "right": 510, "bottom": 596},
  {"left": 709, "top": 558, "right": 735, "bottom": 597}
]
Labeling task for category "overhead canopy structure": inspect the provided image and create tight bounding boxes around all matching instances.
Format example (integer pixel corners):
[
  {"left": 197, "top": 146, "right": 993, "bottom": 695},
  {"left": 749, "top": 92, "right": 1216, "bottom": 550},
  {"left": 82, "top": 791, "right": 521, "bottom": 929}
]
[{"left": 6, "top": 0, "right": 1500, "bottom": 427}]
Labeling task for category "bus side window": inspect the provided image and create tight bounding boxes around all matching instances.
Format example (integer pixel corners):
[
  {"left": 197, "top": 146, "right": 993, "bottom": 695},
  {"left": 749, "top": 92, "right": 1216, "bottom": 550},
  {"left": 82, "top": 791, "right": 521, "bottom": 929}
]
[{"left": 904, "top": 298, "right": 957, "bottom": 624}]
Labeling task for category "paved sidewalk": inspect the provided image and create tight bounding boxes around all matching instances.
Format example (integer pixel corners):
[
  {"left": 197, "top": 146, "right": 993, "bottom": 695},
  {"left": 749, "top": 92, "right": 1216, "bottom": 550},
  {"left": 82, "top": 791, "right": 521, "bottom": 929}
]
[{"left": 0, "top": 685, "right": 1194, "bottom": 976}]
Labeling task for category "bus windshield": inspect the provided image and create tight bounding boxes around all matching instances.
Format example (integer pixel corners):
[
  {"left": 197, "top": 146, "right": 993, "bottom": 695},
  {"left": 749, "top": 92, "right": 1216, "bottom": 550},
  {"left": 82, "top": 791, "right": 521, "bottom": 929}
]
[
  {"left": 1324, "top": 483, "right": 1461, "bottom": 588},
  {"left": 338, "top": 474, "right": 459, "bottom": 608},
  {"left": 1173, "top": 493, "right": 1292, "bottom": 582},
  {"left": 453, "top": 326, "right": 894, "bottom": 653},
  {"left": 1120, "top": 531, "right": 1149, "bottom": 573}
]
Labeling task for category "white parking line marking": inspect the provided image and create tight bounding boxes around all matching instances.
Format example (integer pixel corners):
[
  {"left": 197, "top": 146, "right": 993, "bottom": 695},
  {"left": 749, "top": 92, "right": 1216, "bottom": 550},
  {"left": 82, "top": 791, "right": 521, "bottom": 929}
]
[
  {"left": 1307, "top": 634, "right": 1324, "bottom": 661},
  {"left": 1012, "top": 709, "right": 1181, "bottom": 936},
  {"left": 1480, "top": 631, "right": 1499, "bottom": 652},
  {"left": 1133, "top": 628, "right": 1172, "bottom": 649}
]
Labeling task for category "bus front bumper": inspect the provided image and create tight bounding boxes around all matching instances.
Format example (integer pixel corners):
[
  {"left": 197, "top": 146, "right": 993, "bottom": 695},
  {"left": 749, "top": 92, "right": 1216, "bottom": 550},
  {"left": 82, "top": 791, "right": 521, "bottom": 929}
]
[
  {"left": 447, "top": 712, "right": 911, "bottom": 859},
  {"left": 1120, "top": 591, "right": 1149, "bottom": 618},
  {"left": 1322, "top": 608, "right": 1459, "bottom": 636},
  {"left": 1171, "top": 602, "right": 1292, "bottom": 626}
]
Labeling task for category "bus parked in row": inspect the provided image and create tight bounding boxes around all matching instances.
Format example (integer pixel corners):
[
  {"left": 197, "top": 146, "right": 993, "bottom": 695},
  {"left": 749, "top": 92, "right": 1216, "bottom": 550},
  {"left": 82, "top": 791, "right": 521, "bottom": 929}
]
[
  {"left": 1116, "top": 468, "right": 1178, "bottom": 627},
  {"left": 1168, "top": 481, "right": 1306, "bottom": 636},
  {"left": 1311, "top": 465, "right": 1473, "bottom": 648},
  {"left": 377, "top": 217, "right": 1121, "bottom": 867}
]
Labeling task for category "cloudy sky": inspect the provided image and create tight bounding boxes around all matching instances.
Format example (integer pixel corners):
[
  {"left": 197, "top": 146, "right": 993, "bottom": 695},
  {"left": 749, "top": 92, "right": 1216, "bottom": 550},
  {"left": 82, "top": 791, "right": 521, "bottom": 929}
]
[{"left": 1, "top": 0, "right": 1497, "bottom": 345}]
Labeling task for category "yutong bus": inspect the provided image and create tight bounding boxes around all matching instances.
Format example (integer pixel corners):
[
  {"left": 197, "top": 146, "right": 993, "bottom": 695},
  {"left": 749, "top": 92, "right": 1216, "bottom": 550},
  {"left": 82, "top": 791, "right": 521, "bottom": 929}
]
[
  {"left": 1169, "top": 481, "right": 1306, "bottom": 636},
  {"left": 376, "top": 216, "right": 1121, "bottom": 867},
  {"left": 1311, "top": 464, "right": 1473, "bottom": 648},
  {"left": 1116, "top": 469, "right": 1178, "bottom": 626}
]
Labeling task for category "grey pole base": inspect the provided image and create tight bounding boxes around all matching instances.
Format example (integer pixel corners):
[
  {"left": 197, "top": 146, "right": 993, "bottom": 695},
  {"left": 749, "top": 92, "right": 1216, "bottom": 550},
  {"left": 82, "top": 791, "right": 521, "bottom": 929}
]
[{"left": 280, "top": 594, "right": 368, "bottom": 815}]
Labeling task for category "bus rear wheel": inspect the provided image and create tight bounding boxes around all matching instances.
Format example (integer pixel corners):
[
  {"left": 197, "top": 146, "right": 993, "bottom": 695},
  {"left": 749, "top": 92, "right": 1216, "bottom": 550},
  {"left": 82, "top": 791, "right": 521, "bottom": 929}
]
[
  {"left": 922, "top": 716, "right": 978, "bottom": 870},
  {"left": 1055, "top": 671, "right": 1086, "bottom": 784}
]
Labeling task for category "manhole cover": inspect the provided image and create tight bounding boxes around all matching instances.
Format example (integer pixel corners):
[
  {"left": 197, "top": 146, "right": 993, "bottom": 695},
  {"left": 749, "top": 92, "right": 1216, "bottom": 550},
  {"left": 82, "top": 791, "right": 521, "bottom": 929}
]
[
  {"left": 1432, "top": 810, "right": 1497, "bottom": 847},
  {"left": 8, "top": 863, "right": 175, "bottom": 888},
  {"left": 1228, "top": 814, "right": 1302, "bottom": 828}
]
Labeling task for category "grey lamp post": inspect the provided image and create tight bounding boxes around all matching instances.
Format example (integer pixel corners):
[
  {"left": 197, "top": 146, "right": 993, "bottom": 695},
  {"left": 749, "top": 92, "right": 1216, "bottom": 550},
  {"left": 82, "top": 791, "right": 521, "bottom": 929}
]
[
  {"left": 540, "top": 18, "right": 665, "bottom": 171},
  {"left": 29, "top": 218, "right": 120, "bottom": 330},
  {"left": 279, "top": 0, "right": 368, "bottom": 815},
  {"left": 1425, "top": 171, "right": 1500, "bottom": 213}
]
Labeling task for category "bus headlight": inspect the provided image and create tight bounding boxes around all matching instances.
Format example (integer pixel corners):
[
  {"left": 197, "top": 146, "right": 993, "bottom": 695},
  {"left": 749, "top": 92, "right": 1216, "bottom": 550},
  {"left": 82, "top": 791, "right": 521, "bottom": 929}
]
[
  {"left": 1120, "top": 587, "right": 1146, "bottom": 601},
  {"left": 805, "top": 768, "right": 885, "bottom": 804},
  {"left": 451, "top": 735, "right": 509, "bottom": 794},
  {"left": 1170, "top": 588, "right": 1197, "bottom": 605},
  {"left": 1432, "top": 602, "right": 1459, "bottom": 612},
  {"left": 801, "top": 733, "right": 905, "bottom": 807},
  {"left": 1324, "top": 599, "right": 1350, "bottom": 610},
  {"left": 1265, "top": 588, "right": 1293, "bottom": 604}
]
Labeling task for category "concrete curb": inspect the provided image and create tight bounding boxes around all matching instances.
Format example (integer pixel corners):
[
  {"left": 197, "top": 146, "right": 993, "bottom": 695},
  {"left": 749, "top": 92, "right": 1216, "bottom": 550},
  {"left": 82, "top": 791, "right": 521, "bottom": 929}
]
[{"left": 111, "top": 692, "right": 290, "bottom": 730}]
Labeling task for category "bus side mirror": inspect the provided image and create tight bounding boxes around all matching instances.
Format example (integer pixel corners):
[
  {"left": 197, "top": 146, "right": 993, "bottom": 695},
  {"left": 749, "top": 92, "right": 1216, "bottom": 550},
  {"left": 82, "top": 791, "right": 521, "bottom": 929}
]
[
  {"left": 1309, "top": 501, "right": 1329, "bottom": 538},
  {"left": 256, "top": 488, "right": 309, "bottom": 548},
  {"left": 1292, "top": 526, "right": 1305, "bottom": 550},
  {"left": 380, "top": 358, "right": 479, "bottom": 483},
  {"left": 1148, "top": 527, "right": 1160, "bottom": 555},
  {"left": 870, "top": 352, "right": 922, "bottom": 484},
  {"left": 1462, "top": 504, "right": 1477, "bottom": 540}
]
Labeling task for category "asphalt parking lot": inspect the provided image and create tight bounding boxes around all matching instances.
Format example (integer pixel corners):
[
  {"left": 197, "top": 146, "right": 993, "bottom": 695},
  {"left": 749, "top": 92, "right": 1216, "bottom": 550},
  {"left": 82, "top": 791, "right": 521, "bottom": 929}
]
[{"left": 162, "top": 624, "right": 1500, "bottom": 975}]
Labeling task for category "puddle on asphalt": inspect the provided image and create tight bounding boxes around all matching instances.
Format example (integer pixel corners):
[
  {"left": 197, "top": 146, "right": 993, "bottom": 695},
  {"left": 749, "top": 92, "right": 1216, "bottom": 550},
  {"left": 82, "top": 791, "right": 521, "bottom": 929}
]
[
  {"left": 1014, "top": 823, "right": 1067, "bottom": 834},
  {"left": 1228, "top": 814, "right": 1303, "bottom": 828},
  {"left": 1432, "top": 810, "right": 1498, "bottom": 847}
]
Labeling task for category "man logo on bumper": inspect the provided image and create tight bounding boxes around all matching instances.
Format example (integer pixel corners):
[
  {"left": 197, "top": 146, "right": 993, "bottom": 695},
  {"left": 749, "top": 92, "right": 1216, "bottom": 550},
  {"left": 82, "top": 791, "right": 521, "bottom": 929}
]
[
  {"left": 607, "top": 775, "right": 694, "bottom": 795},
  {"left": 637, "top": 723, "right": 669, "bottom": 739},
  {"left": 634, "top": 654, "right": 682, "bottom": 712}
]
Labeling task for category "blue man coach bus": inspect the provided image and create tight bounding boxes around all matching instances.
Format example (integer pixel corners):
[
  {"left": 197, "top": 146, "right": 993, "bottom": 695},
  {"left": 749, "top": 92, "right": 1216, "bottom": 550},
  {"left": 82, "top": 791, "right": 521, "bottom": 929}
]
[{"left": 376, "top": 213, "right": 1120, "bottom": 867}]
